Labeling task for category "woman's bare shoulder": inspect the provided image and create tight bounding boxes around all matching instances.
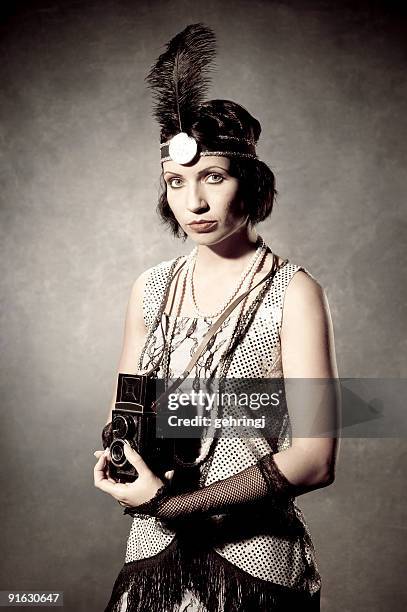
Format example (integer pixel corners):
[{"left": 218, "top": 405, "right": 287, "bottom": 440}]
[
  {"left": 281, "top": 266, "right": 331, "bottom": 352},
  {"left": 285, "top": 268, "right": 324, "bottom": 306},
  {"left": 281, "top": 267, "right": 337, "bottom": 378},
  {"left": 130, "top": 268, "right": 151, "bottom": 300},
  {"left": 132, "top": 256, "right": 183, "bottom": 290},
  {"left": 129, "top": 255, "right": 185, "bottom": 312}
]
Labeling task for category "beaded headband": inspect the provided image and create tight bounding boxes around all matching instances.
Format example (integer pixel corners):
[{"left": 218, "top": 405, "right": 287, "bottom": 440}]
[
  {"left": 146, "top": 24, "right": 258, "bottom": 166},
  {"left": 160, "top": 133, "right": 257, "bottom": 164}
]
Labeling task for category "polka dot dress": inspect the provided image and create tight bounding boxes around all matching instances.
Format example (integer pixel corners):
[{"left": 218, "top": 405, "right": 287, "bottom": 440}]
[{"left": 124, "top": 251, "right": 321, "bottom": 595}]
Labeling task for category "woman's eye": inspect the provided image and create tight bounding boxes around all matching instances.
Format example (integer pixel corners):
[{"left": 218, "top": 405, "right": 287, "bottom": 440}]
[
  {"left": 168, "top": 177, "right": 183, "bottom": 188},
  {"left": 206, "top": 173, "right": 224, "bottom": 184}
]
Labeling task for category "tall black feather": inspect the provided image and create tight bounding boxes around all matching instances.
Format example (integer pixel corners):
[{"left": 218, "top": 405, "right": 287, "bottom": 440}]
[{"left": 146, "top": 24, "right": 216, "bottom": 139}]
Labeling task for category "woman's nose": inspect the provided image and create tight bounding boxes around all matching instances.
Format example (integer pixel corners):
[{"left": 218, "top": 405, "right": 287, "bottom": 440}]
[{"left": 185, "top": 184, "right": 209, "bottom": 213}]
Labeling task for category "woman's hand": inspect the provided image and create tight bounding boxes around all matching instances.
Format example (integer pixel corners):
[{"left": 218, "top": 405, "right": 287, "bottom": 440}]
[{"left": 93, "top": 442, "right": 165, "bottom": 508}]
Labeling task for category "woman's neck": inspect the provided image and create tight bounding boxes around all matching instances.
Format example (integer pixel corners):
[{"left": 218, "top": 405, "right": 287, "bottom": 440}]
[{"left": 193, "top": 225, "right": 260, "bottom": 277}]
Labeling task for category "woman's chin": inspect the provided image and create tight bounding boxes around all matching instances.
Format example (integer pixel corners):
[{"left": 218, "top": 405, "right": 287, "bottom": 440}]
[
  {"left": 186, "top": 230, "right": 248, "bottom": 248},
  {"left": 188, "top": 233, "right": 230, "bottom": 247}
]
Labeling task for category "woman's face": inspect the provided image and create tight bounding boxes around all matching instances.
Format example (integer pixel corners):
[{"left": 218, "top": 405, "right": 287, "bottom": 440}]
[{"left": 162, "top": 156, "right": 248, "bottom": 245}]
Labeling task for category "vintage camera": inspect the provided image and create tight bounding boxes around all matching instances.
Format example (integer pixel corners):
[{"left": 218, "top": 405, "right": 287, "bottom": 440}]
[{"left": 108, "top": 373, "right": 175, "bottom": 483}]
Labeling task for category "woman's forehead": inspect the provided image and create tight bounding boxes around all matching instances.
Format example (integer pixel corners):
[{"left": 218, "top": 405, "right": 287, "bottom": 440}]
[{"left": 162, "top": 156, "right": 231, "bottom": 174}]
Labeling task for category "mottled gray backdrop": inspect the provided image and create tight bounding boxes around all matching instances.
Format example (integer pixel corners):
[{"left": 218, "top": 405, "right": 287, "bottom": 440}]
[{"left": 1, "top": 1, "right": 406, "bottom": 611}]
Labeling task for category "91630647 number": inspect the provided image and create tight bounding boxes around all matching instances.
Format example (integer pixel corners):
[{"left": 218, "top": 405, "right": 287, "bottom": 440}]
[{"left": 0, "top": 592, "right": 63, "bottom": 607}]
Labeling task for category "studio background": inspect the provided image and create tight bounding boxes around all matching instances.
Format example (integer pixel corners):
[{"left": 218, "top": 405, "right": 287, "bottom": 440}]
[{"left": 1, "top": 1, "right": 406, "bottom": 611}]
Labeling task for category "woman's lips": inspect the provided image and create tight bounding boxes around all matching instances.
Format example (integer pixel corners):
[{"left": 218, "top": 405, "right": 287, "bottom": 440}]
[{"left": 187, "top": 221, "right": 218, "bottom": 232}]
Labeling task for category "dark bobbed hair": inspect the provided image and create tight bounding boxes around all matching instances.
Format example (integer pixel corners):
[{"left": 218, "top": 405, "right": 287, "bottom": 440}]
[{"left": 158, "top": 99, "right": 277, "bottom": 238}]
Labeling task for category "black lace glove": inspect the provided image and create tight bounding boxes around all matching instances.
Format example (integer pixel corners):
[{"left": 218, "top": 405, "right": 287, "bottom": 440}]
[{"left": 124, "top": 453, "right": 299, "bottom": 523}]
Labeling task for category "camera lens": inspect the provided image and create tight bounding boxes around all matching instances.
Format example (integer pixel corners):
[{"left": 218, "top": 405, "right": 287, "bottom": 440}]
[
  {"left": 110, "top": 440, "right": 126, "bottom": 466},
  {"left": 112, "top": 415, "right": 129, "bottom": 439}
]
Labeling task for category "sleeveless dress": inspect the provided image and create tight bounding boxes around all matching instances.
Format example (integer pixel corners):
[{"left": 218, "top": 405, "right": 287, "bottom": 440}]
[{"left": 105, "top": 253, "right": 322, "bottom": 612}]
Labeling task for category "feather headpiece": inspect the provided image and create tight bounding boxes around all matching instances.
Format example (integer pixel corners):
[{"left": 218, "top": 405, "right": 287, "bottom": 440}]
[
  {"left": 146, "top": 23, "right": 216, "bottom": 138},
  {"left": 146, "top": 24, "right": 257, "bottom": 164}
]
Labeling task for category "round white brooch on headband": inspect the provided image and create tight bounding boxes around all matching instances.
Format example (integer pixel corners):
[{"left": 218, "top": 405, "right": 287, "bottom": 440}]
[{"left": 168, "top": 132, "right": 198, "bottom": 164}]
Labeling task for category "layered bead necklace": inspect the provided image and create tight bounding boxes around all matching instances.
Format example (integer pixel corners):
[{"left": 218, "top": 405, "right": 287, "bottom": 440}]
[{"left": 186, "top": 236, "right": 266, "bottom": 319}]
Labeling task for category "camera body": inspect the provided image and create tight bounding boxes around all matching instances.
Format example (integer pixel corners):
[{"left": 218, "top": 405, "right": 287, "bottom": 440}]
[{"left": 108, "top": 373, "right": 175, "bottom": 483}]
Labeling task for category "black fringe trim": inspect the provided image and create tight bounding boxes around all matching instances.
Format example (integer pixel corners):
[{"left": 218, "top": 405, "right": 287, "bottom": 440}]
[
  {"left": 104, "top": 539, "right": 184, "bottom": 612},
  {"left": 104, "top": 537, "right": 320, "bottom": 612},
  {"left": 187, "top": 546, "right": 319, "bottom": 612}
]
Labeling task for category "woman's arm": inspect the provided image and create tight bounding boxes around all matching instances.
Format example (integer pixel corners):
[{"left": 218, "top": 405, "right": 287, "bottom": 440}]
[
  {"left": 118, "top": 270, "right": 340, "bottom": 520},
  {"left": 104, "top": 270, "right": 150, "bottom": 425},
  {"left": 102, "top": 259, "right": 186, "bottom": 444},
  {"left": 273, "top": 270, "right": 340, "bottom": 491}
]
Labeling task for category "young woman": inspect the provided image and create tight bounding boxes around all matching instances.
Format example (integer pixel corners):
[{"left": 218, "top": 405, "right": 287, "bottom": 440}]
[{"left": 94, "top": 25, "right": 339, "bottom": 612}]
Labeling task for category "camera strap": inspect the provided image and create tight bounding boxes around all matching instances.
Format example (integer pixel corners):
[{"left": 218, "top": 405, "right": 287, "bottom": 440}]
[{"left": 152, "top": 252, "right": 287, "bottom": 412}]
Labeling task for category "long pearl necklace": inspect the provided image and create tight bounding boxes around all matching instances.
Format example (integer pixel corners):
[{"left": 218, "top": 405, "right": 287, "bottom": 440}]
[{"left": 187, "top": 236, "right": 266, "bottom": 318}]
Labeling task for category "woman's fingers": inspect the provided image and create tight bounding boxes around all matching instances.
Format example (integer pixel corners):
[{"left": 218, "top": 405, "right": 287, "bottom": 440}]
[
  {"left": 95, "top": 444, "right": 149, "bottom": 478},
  {"left": 94, "top": 457, "right": 127, "bottom": 501},
  {"left": 93, "top": 450, "right": 109, "bottom": 484},
  {"left": 97, "top": 479, "right": 127, "bottom": 501},
  {"left": 93, "top": 444, "right": 158, "bottom": 506},
  {"left": 94, "top": 449, "right": 116, "bottom": 483},
  {"left": 123, "top": 442, "right": 149, "bottom": 475}
]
